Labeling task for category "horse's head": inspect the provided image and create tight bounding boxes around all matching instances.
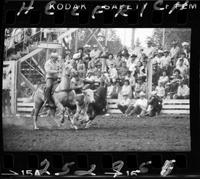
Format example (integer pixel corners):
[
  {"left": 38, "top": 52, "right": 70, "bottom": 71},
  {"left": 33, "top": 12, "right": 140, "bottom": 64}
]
[{"left": 63, "top": 65, "right": 72, "bottom": 77}]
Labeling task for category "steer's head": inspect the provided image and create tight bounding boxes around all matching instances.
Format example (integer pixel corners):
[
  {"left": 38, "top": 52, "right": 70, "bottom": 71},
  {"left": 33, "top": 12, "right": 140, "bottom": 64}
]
[{"left": 83, "top": 89, "right": 95, "bottom": 104}]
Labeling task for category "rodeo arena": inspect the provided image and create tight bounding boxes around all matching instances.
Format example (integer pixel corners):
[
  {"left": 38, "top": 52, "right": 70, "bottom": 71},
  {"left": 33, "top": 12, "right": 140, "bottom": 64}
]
[{"left": 2, "top": 28, "right": 190, "bottom": 151}]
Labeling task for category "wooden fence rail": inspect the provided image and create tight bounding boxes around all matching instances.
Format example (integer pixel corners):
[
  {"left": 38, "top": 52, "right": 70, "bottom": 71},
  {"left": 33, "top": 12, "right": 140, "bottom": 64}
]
[{"left": 16, "top": 98, "right": 190, "bottom": 117}]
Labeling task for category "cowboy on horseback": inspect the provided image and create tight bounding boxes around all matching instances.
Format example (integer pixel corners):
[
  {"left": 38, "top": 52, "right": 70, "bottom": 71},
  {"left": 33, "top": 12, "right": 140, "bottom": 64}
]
[{"left": 44, "top": 52, "right": 60, "bottom": 107}]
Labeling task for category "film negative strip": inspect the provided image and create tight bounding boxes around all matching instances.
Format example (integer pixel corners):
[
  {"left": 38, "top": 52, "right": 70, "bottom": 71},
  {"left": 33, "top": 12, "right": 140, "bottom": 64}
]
[{"left": 1, "top": 0, "right": 200, "bottom": 178}]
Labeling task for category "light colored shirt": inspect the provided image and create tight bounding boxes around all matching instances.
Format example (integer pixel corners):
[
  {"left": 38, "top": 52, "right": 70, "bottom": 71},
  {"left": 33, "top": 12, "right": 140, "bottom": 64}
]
[
  {"left": 134, "top": 98, "right": 148, "bottom": 110},
  {"left": 155, "top": 86, "right": 165, "bottom": 98},
  {"left": 176, "top": 58, "right": 189, "bottom": 67},
  {"left": 176, "top": 64, "right": 188, "bottom": 75},
  {"left": 90, "top": 49, "right": 101, "bottom": 59},
  {"left": 118, "top": 97, "right": 131, "bottom": 106},
  {"left": 170, "top": 46, "right": 180, "bottom": 59},
  {"left": 44, "top": 59, "right": 59, "bottom": 79},
  {"left": 158, "top": 76, "right": 169, "bottom": 85},
  {"left": 143, "top": 47, "right": 154, "bottom": 58},
  {"left": 121, "top": 85, "right": 132, "bottom": 96},
  {"left": 109, "top": 67, "right": 118, "bottom": 79},
  {"left": 177, "top": 85, "right": 189, "bottom": 96},
  {"left": 160, "top": 56, "right": 171, "bottom": 68}
]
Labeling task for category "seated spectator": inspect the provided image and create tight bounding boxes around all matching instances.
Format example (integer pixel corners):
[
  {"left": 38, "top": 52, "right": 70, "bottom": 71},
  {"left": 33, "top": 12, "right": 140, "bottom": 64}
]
[
  {"left": 90, "top": 44, "right": 101, "bottom": 59},
  {"left": 115, "top": 54, "right": 122, "bottom": 69},
  {"left": 125, "top": 91, "right": 147, "bottom": 117},
  {"left": 108, "top": 63, "right": 118, "bottom": 82},
  {"left": 129, "top": 72, "right": 136, "bottom": 89},
  {"left": 176, "top": 52, "right": 189, "bottom": 68},
  {"left": 152, "top": 63, "right": 162, "bottom": 86},
  {"left": 156, "top": 50, "right": 165, "bottom": 67},
  {"left": 145, "top": 91, "right": 162, "bottom": 117},
  {"left": 176, "top": 57, "right": 188, "bottom": 76},
  {"left": 110, "top": 80, "right": 122, "bottom": 99},
  {"left": 77, "top": 59, "right": 86, "bottom": 78},
  {"left": 118, "top": 61, "right": 129, "bottom": 79},
  {"left": 160, "top": 50, "right": 171, "bottom": 70},
  {"left": 182, "top": 42, "right": 190, "bottom": 60},
  {"left": 71, "top": 72, "right": 84, "bottom": 91},
  {"left": 134, "top": 76, "right": 146, "bottom": 99},
  {"left": 117, "top": 94, "right": 131, "bottom": 114},
  {"left": 120, "top": 79, "right": 132, "bottom": 99},
  {"left": 166, "top": 60, "right": 175, "bottom": 77},
  {"left": 128, "top": 54, "right": 137, "bottom": 73},
  {"left": 173, "top": 80, "right": 189, "bottom": 99},
  {"left": 165, "top": 69, "right": 182, "bottom": 98},
  {"left": 155, "top": 82, "right": 165, "bottom": 98},
  {"left": 158, "top": 70, "right": 169, "bottom": 86},
  {"left": 106, "top": 53, "right": 115, "bottom": 69},
  {"left": 107, "top": 81, "right": 115, "bottom": 98}
]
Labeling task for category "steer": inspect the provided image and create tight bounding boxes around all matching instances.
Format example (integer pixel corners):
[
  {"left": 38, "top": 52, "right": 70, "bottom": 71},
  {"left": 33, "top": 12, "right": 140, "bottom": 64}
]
[{"left": 71, "top": 89, "right": 95, "bottom": 129}]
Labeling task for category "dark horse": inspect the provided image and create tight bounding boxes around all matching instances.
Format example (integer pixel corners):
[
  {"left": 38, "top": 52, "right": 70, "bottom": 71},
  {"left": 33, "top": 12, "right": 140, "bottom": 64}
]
[{"left": 86, "top": 80, "right": 107, "bottom": 128}]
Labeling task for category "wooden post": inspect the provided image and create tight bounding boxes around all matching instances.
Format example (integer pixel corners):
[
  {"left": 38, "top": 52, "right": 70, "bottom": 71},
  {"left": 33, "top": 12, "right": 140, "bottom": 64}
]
[
  {"left": 131, "top": 29, "right": 135, "bottom": 50},
  {"left": 10, "top": 61, "right": 17, "bottom": 114},
  {"left": 162, "top": 28, "right": 165, "bottom": 48},
  {"left": 105, "top": 29, "right": 108, "bottom": 46},
  {"left": 147, "top": 59, "right": 152, "bottom": 98},
  {"left": 75, "top": 30, "right": 78, "bottom": 52}
]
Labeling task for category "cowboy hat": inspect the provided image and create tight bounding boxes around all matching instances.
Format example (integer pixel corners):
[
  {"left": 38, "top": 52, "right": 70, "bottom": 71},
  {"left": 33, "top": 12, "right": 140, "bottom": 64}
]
[
  {"left": 139, "top": 91, "right": 146, "bottom": 97},
  {"left": 131, "top": 54, "right": 137, "bottom": 58},
  {"left": 73, "top": 53, "right": 81, "bottom": 59},
  {"left": 151, "top": 91, "right": 157, "bottom": 96},
  {"left": 163, "top": 50, "right": 169, "bottom": 53},
  {"left": 50, "top": 52, "right": 59, "bottom": 58},
  {"left": 84, "top": 44, "right": 91, "bottom": 48},
  {"left": 182, "top": 42, "right": 189, "bottom": 46},
  {"left": 158, "top": 50, "right": 164, "bottom": 54},
  {"left": 171, "top": 41, "right": 178, "bottom": 45}
]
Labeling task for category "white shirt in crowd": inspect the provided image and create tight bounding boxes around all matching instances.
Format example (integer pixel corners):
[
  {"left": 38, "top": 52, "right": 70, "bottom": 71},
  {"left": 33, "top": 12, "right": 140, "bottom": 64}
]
[
  {"left": 143, "top": 46, "right": 154, "bottom": 58},
  {"left": 129, "top": 62, "right": 136, "bottom": 73},
  {"left": 121, "top": 85, "right": 132, "bottom": 96},
  {"left": 158, "top": 76, "right": 169, "bottom": 85},
  {"left": 109, "top": 67, "right": 118, "bottom": 80},
  {"left": 176, "top": 58, "right": 189, "bottom": 67},
  {"left": 90, "top": 49, "right": 101, "bottom": 59},
  {"left": 107, "top": 85, "right": 114, "bottom": 97},
  {"left": 134, "top": 98, "right": 148, "bottom": 111},
  {"left": 155, "top": 86, "right": 165, "bottom": 98},
  {"left": 176, "top": 64, "right": 188, "bottom": 75},
  {"left": 170, "top": 46, "right": 180, "bottom": 59},
  {"left": 160, "top": 56, "right": 171, "bottom": 68},
  {"left": 118, "top": 97, "right": 131, "bottom": 106},
  {"left": 177, "top": 84, "right": 189, "bottom": 96}
]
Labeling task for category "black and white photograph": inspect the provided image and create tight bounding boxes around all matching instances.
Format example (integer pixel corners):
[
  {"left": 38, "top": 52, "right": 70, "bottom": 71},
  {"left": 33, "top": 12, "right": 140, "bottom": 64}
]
[{"left": 2, "top": 28, "right": 191, "bottom": 151}]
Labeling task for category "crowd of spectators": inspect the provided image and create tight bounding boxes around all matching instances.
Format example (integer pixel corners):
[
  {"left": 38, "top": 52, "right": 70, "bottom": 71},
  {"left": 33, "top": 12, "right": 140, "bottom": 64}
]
[
  {"left": 4, "top": 29, "right": 190, "bottom": 109},
  {"left": 58, "top": 39, "right": 190, "bottom": 102}
]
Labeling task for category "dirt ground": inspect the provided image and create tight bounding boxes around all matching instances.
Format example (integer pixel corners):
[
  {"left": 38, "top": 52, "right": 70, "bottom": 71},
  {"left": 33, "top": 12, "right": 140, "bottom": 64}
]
[{"left": 2, "top": 114, "right": 190, "bottom": 151}]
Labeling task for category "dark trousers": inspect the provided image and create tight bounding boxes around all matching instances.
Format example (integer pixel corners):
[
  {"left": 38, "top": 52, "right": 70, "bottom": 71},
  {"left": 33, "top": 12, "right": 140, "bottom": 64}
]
[
  {"left": 117, "top": 104, "right": 128, "bottom": 114},
  {"left": 126, "top": 105, "right": 142, "bottom": 116},
  {"left": 45, "top": 78, "right": 54, "bottom": 103}
]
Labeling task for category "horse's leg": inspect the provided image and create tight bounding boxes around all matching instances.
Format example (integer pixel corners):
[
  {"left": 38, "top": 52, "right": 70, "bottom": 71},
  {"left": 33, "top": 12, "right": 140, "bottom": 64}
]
[
  {"left": 53, "top": 97, "right": 66, "bottom": 127},
  {"left": 33, "top": 100, "right": 44, "bottom": 130}
]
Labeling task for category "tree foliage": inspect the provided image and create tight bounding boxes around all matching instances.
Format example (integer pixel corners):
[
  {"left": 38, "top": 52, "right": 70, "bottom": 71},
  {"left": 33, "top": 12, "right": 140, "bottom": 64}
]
[{"left": 151, "top": 28, "right": 191, "bottom": 50}]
